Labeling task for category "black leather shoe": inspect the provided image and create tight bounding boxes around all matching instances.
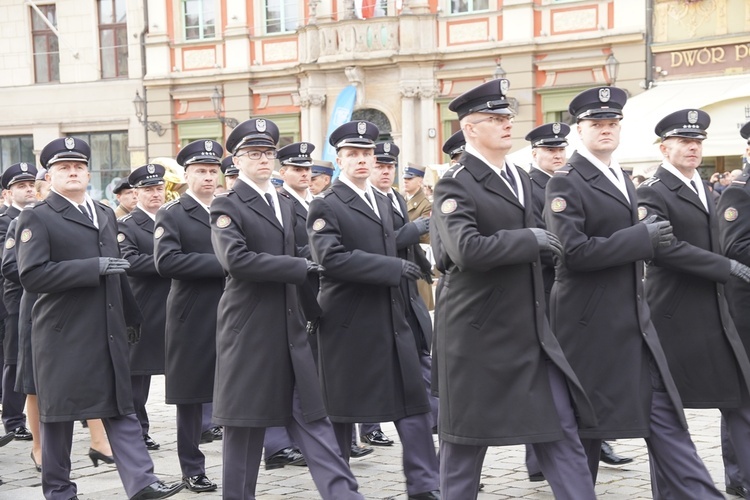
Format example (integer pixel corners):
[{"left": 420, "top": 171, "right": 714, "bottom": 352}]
[
  {"left": 183, "top": 474, "right": 218, "bottom": 493},
  {"left": 727, "top": 485, "right": 750, "bottom": 498},
  {"left": 529, "top": 472, "right": 546, "bottom": 482},
  {"left": 361, "top": 429, "right": 393, "bottom": 446},
  {"left": 12, "top": 426, "right": 32, "bottom": 441},
  {"left": 265, "top": 447, "right": 307, "bottom": 470},
  {"left": 143, "top": 434, "right": 160, "bottom": 451},
  {"left": 350, "top": 443, "right": 374, "bottom": 458},
  {"left": 408, "top": 491, "right": 440, "bottom": 500},
  {"left": 0, "top": 431, "right": 14, "bottom": 447},
  {"left": 211, "top": 426, "right": 223, "bottom": 440},
  {"left": 199, "top": 429, "right": 214, "bottom": 444},
  {"left": 131, "top": 480, "right": 185, "bottom": 500},
  {"left": 600, "top": 441, "right": 633, "bottom": 465}
]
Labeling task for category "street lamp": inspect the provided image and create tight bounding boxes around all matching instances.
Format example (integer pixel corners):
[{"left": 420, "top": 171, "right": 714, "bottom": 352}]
[
  {"left": 493, "top": 62, "right": 506, "bottom": 80},
  {"left": 132, "top": 91, "right": 166, "bottom": 136},
  {"left": 605, "top": 53, "right": 620, "bottom": 86},
  {"left": 211, "top": 87, "right": 239, "bottom": 129}
]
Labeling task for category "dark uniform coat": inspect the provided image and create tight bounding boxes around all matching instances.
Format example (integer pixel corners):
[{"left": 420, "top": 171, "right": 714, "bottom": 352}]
[
  {"left": 2, "top": 217, "right": 36, "bottom": 395},
  {"left": 154, "top": 193, "right": 224, "bottom": 404},
  {"left": 639, "top": 167, "right": 750, "bottom": 407},
  {"left": 719, "top": 172, "right": 750, "bottom": 359},
  {"left": 0, "top": 205, "right": 21, "bottom": 364},
  {"left": 16, "top": 192, "right": 140, "bottom": 422},
  {"left": 210, "top": 181, "right": 326, "bottom": 427},
  {"left": 545, "top": 152, "right": 687, "bottom": 438},
  {"left": 432, "top": 154, "right": 595, "bottom": 446},
  {"left": 529, "top": 167, "right": 555, "bottom": 312},
  {"left": 118, "top": 207, "right": 170, "bottom": 375},
  {"left": 307, "top": 181, "right": 430, "bottom": 422}
]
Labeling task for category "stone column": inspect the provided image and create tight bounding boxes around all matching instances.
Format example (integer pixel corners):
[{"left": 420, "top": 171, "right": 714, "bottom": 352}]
[
  {"left": 418, "top": 85, "right": 439, "bottom": 166},
  {"left": 308, "top": 94, "right": 327, "bottom": 151},
  {"left": 400, "top": 85, "right": 418, "bottom": 165}
]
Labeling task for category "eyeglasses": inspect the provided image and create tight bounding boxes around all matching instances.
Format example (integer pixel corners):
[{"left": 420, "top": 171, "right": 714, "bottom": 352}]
[
  {"left": 467, "top": 115, "right": 513, "bottom": 126},
  {"left": 236, "top": 150, "right": 278, "bottom": 160}
]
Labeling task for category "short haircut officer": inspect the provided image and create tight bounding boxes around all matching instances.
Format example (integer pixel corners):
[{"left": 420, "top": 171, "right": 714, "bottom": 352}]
[
  {"left": 545, "top": 88, "right": 724, "bottom": 498},
  {"left": 221, "top": 156, "right": 239, "bottom": 190},
  {"left": 309, "top": 160, "right": 334, "bottom": 197},
  {"left": 441, "top": 130, "right": 466, "bottom": 164},
  {"left": 16, "top": 137, "right": 183, "bottom": 500}
]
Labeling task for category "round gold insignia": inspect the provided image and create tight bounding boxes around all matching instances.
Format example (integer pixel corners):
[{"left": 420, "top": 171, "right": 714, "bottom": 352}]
[
  {"left": 154, "top": 226, "right": 165, "bottom": 239},
  {"left": 312, "top": 218, "right": 326, "bottom": 231},
  {"left": 550, "top": 197, "right": 567, "bottom": 213},
  {"left": 117, "top": 233, "right": 126, "bottom": 243},
  {"left": 725, "top": 207, "right": 739, "bottom": 222},
  {"left": 638, "top": 206, "right": 648, "bottom": 221},
  {"left": 440, "top": 199, "right": 457, "bottom": 214},
  {"left": 5, "top": 238, "right": 14, "bottom": 250},
  {"left": 216, "top": 215, "right": 231, "bottom": 229},
  {"left": 20, "top": 229, "right": 32, "bottom": 243}
]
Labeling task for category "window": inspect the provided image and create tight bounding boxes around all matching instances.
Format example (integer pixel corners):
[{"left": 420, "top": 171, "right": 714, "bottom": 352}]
[
  {"left": 71, "top": 132, "right": 129, "bottom": 202},
  {"left": 31, "top": 5, "right": 59, "bottom": 83},
  {"left": 183, "top": 0, "right": 216, "bottom": 40},
  {"left": 98, "top": 0, "right": 128, "bottom": 78},
  {"left": 265, "top": 0, "right": 298, "bottom": 34},
  {"left": 450, "top": 0, "right": 488, "bottom": 14},
  {"left": 0, "top": 136, "right": 35, "bottom": 173}
]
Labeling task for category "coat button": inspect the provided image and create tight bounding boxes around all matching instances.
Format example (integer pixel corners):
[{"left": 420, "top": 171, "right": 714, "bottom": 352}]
[
  {"left": 287, "top": 309, "right": 292, "bottom": 315},
  {"left": 289, "top": 343, "right": 294, "bottom": 349},
  {"left": 535, "top": 301, "right": 539, "bottom": 307},
  {"left": 532, "top": 262, "right": 536, "bottom": 267},
  {"left": 637, "top": 294, "right": 641, "bottom": 300},
  {"left": 99, "top": 242, "right": 103, "bottom": 247},
  {"left": 108, "top": 304, "right": 113, "bottom": 310},
  {"left": 109, "top": 335, "right": 114, "bottom": 341}
]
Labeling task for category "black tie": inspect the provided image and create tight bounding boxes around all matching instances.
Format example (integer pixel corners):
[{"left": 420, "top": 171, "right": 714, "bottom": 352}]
[
  {"left": 690, "top": 180, "right": 699, "bottom": 195},
  {"left": 364, "top": 191, "right": 374, "bottom": 209},
  {"left": 609, "top": 167, "right": 619, "bottom": 180},
  {"left": 264, "top": 193, "right": 275, "bottom": 211},
  {"left": 387, "top": 192, "right": 402, "bottom": 216},
  {"left": 79, "top": 203, "right": 93, "bottom": 222},
  {"left": 501, "top": 168, "right": 517, "bottom": 196}
]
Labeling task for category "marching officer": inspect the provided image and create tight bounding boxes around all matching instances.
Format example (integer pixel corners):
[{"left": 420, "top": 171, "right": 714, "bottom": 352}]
[
  {"left": 221, "top": 156, "right": 239, "bottom": 190},
  {"left": 309, "top": 161, "right": 334, "bottom": 197},
  {"left": 16, "top": 137, "right": 183, "bottom": 500},
  {"left": 0, "top": 162, "right": 37, "bottom": 442},
  {"left": 712, "top": 120, "right": 750, "bottom": 498},
  {"left": 114, "top": 178, "right": 137, "bottom": 218},
  {"left": 545, "top": 87, "right": 724, "bottom": 498},
  {"left": 442, "top": 130, "right": 465, "bottom": 164},
  {"left": 210, "top": 118, "right": 362, "bottom": 499},
  {"left": 117, "top": 163, "right": 169, "bottom": 452},
  {"left": 307, "top": 120, "right": 440, "bottom": 499},
  {"left": 638, "top": 109, "right": 750, "bottom": 498},
  {"left": 154, "top": 140, "right": 224, "bottom": 493},
  {"left": 432, "top": 78, "right": 596, "bottom": 500}
]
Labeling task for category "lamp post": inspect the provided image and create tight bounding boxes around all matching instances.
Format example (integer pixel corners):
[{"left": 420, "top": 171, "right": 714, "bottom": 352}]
[
  {"left": 493, "top": 62, "right": 506, "bottom": 80},
  {"left": 211, "top": 87, "right": 239, "bottom": 129},
  {"left": 605, "top": 53, "right": 620, "bottom": 86},
  {"left": 133, "top": 90, "right": 166, "bottom": 160}
]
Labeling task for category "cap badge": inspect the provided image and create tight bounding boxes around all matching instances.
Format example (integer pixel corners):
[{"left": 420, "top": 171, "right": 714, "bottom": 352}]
[
  {"left": 205, "top": 140, "right": 213, "bottom": 152},
  {"left": 20, "top": 163, "right": 28, "bottom": 172},
  {"left": 216, "top": 215, "right": 231, "bottom": 228},
  {"left": 64, "top": 137, "right": 75, "bottom": 150},
  {"left": 687, "top": 110, "right": 698, "bottom": 124},
  {"left": 20, "top": 229, "right": 32, "bottom": 243},
  {"left": 357, "top": 122, "right": 367, "bottom": 135},
  {"left": 550, "top": 197, "right": 567, "bottom": 213},
  {"left": 552, "top": 123, "right": 561, "bottom": 134},
  {"left": 312, "top": 218, "right": 326, "bottom": 231},
  {"left": 725, "top": 207, "right": 739, "bottom": 222},
  {"left": 598, "top": 88, "right": 611, "bottom": 103},
  {"left": 384, "top": 143, "right": 391, "bottom": 153},
  {"left": 154, "top": 226, "right": 165, "bottom": 239},
  {"left": 500, "top": 79, "right": 510, "bottom": 94},
  {"left": 440, "top": 198, "right": 458, "bottom": 214},
  {"left": 638, "top": 206, "right": 648, "bottom": 221},
  {"left": 256, "top": 119, "right": 267, "bottom": 133},
  {"left": 300, "top": 143, "right": 308, "bottom": 154},
  {"left": 147, "top": 164, "right": 155, "bottom": 174}
]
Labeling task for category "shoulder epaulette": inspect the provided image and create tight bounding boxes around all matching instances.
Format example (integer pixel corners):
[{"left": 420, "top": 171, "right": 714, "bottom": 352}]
[
  {"left": 214, "top": 191, "right": 231, "bottom": 197},
  {"left": 30, "top": 200, "right": 49, "bottom": 209},
  {"left": 163, "top": 199, "right": 181, "bottom": 210},
  {"left": 640, "top": 176, "right": 660, "bottom": 187},
  {"left": 118, "top": 213, "right": 133, "bottom": 223},
  {"left": 278, "top": 190, "right": 291, "bottom": 199},
  {"left": 322, "top": 188, "right": 334, "bottom": 198},
  {"left": 732, "top": 173, "right": 749, "bottom": 186},
  {"left": 442, "top": 164, "right": 465, "bottom": 179}
]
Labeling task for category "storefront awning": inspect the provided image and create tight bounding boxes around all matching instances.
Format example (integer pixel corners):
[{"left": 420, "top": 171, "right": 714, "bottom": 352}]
[{"left": 617, "top": 74, "right": 750, "bottom": 171}]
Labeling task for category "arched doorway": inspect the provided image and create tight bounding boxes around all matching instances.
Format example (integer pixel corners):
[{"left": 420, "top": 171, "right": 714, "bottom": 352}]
[{"left": 352, "top": 108, "right": 392, "bottom": 142}]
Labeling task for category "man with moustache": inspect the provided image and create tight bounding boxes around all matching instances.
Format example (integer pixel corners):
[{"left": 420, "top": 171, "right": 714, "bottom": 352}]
[
  {"left": 545, "top": 87, "right": 723, "bottom": 498},
  {"left": 154, "top": 140, "right": 224, "bottom": 493},
  {"left": 210, "top": 118, "right": 362, "bottom": 500},
  {"left": 308, "top": 121, "right": 440, "bottom": 500},
  {"left": 117, "top": 163, "right": 169, "bottom": 453},
  {"left": 16, "top": 137, "right": 183, "bottom": 500}
]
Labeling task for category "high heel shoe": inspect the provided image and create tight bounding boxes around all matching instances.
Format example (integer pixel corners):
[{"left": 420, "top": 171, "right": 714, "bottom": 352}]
[
  {"left": 30, "top": 450, "right": 41, "bottom": 472},
  {"left": 88, "top": 448, "right": 114, "bottom": 467}
]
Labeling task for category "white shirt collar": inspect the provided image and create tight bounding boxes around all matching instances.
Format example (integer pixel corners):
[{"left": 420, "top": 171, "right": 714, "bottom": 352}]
[
  {"left": 660, "top": 160, "right": 708, "bottom": 210},
  {"left": 185, "top": 190, "right": 211, "bottom": 212},
  {"left": 238, "top": 172, "right": 283, "bottom": 225},
  {"left": 464, "top": 143, "right": 524, "bottom": 206},
  {"left": 531, "top": 165, "right": 553, "bottom": 178},
  {"left": 577, "top": 146, "right": 630, "bottom": 204},
  {"left": 51, "top": 188, "right": 99, "bottom": 227},
  {"left": 282, "top": 182, "right": 311, "bottom": 210},
  {"left": 136, "top": 203, "right": 157, "bottom": 221},
  {"left": 339, "top": 173, "right": 380, "bottom": 218}
]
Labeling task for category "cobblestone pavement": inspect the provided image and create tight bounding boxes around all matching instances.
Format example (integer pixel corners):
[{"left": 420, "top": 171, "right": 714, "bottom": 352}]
[{"left": 0, "top": 377, "right": 737, "bottom": 499}]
